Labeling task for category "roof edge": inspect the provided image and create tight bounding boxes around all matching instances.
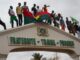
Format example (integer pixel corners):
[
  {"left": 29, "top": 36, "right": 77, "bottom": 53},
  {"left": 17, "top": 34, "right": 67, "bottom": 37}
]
[
  {"left": 0, "top": 23, "right": 79, "bottom": 42},
  {"left": 0, "top": 23, "right": 35, "bottom": 36}
]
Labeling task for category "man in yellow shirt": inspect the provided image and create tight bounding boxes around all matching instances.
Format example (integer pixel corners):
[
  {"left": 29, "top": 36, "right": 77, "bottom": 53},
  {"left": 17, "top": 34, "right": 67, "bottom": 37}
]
[{"left": 16, "top": 3, "right": 23, "bottom": 26}]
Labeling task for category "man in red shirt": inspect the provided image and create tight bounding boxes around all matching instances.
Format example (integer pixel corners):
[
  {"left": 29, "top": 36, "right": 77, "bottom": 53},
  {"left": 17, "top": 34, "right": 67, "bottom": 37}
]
[
  {"left": 22, "top": 2, "right": 35, "bottom": 24},
  {"left": 42, "top": 5, "right": 49, "bottom": 12}
]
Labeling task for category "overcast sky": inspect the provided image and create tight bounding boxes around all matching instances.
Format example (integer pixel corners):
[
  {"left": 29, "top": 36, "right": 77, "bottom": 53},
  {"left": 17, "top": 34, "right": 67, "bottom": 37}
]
[
  {"left": 6, "top": 51, "right": 73, "bottom": 60},
  {"left": 0, "top": 0, "right": 80, "bottom": 30},
  {"left": 0, "top": 0, "right": 80, "bottom": 60}
]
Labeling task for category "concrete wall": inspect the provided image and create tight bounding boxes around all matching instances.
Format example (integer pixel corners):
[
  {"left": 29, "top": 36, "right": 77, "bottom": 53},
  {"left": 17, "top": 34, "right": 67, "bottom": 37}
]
[{"left": 0, "top": 24, "right": 80, "bottom": 56}]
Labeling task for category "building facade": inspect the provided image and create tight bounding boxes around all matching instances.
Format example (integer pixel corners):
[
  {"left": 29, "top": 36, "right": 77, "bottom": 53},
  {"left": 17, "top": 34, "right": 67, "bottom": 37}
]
[{"left": 0, "top": 23, "right": 80, "bottom": 60}]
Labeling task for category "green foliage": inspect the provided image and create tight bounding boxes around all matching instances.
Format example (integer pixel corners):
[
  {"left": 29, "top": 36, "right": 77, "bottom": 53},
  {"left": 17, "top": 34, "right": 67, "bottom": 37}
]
[{"left": 32, "top": 53, "right": 43, "bottom": 60}]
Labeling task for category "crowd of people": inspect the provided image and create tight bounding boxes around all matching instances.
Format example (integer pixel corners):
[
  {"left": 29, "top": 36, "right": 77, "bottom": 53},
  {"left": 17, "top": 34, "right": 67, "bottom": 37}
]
[{"left": 0, "top": 2, "right": 80, "bottom": 37}]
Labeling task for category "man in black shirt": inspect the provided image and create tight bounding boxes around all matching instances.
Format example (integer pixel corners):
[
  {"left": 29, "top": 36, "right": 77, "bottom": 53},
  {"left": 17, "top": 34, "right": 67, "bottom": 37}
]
[{"left": 31, "top": 4, "right": 37, "bottom": 16}]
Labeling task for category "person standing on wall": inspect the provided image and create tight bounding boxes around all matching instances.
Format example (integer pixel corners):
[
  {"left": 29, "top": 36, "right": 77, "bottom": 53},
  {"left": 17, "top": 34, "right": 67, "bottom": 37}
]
[
  {"left": 16, "top": 3, "right": 23, "bottom": 26},
  {"left": 22, "top": 2, "right": 35, "bottom": 24},
  {"left": 51, "top": 10, "right": 56, "bottom": 26},
  {"left": 0, "top": 18, "right": 6, "bottom": 30},
  {"left": 31, "top": 4, "right": 37, "bottom": 16},
  {"left": 37, "top": 6, "right": 41, "bottom": 12},
  {"left": 22, "top": 2, "right": 29, "bottom": 24},
  {"left": 66, "top": 17, "right": 72, "bottom": 33},
  {"left": 42, "top": 5, "right": 49, "bottom": 12},
  {"left": 8, "top": 6, "right": 18, "bottom": 28},
  {"left": 60, "top": 16, "right": 65, "bottom": 31}
]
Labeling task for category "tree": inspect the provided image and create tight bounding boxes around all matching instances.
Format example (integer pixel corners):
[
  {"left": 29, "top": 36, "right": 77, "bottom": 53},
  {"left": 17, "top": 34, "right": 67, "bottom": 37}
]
[{"left": 32, "top": 53, "right": 43, "bottom": 60}]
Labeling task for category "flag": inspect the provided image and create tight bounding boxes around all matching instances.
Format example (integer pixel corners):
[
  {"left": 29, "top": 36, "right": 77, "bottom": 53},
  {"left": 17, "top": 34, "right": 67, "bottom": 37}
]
[
  {"left": 70, "top": 17, "right": 79, "bottom": 24},
  {"left": 35, "top": 11, "right": 52, "bottom": 24},
  {"left": 23, "top": 9, "right": 36, "bottom": 24},
  {"left": 35, "top": 15, "right": 40, "bottom": 20}
]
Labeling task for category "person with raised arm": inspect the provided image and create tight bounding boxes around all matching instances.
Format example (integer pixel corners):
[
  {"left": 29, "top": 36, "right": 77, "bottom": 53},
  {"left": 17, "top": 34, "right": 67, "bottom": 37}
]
[{"left": 42, "top": 4, "right": 49, "bottom": 12}]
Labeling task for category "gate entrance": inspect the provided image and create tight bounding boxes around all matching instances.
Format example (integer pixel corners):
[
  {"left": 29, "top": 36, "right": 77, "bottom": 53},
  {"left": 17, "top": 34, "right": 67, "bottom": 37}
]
[
  {"left": 7, "top": 50, "right": 75, "bottom": 60},
  {"left": 0, "top": 23, "right": 80, "bottom": 60}
]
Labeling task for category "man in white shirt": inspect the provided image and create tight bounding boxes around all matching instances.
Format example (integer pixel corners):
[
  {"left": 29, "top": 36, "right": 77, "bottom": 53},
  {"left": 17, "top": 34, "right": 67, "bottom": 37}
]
[
  {"left": 8, "top": 6, "right": 18, "bottom": 28},
  {"left": 37, "top": 6, "right": 41, "bottom": 12}
]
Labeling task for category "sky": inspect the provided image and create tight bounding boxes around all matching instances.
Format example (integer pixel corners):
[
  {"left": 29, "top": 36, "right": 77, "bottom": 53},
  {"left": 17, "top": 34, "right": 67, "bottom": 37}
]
[
  {"left": 0, "top": 0, "right": 80, "bottom": 60},
  {"left": 6, "top": 51, "right": 73, "bottom": 60},
  {"left": 0, "top": 0, "right": 80, "bottom": 30}
]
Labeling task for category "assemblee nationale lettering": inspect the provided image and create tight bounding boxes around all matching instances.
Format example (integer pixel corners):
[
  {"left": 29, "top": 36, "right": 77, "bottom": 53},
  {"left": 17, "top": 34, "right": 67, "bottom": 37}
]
[{"left": 10, "top": 37, "right": 74, "bottom": 47}]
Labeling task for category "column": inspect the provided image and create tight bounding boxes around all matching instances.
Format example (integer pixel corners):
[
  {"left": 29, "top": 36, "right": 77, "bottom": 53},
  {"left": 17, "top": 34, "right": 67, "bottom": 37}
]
[
  {"left": 70, "top": 54, "right": 80, "bottom": 60},
  {"left": 0, "top": 54, "right": 7, "bottom": 60}
]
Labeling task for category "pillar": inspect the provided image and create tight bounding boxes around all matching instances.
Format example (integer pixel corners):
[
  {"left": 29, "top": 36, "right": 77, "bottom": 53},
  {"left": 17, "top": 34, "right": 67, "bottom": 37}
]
[
  {"left": 70, "top": 54, "right": 80, "bottom": 60},
  {"left": 0, "top": 54, "right": 7, "bottom": 60}
]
